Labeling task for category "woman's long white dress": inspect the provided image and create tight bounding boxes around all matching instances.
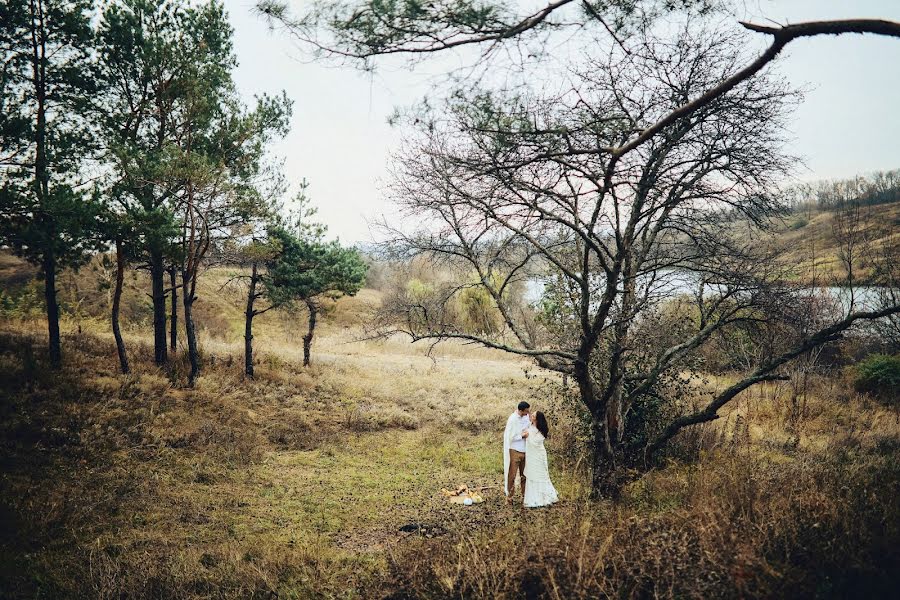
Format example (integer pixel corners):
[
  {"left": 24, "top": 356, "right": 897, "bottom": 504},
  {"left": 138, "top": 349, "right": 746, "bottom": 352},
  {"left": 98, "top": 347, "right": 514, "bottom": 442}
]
[{"left": 523, "top": 426, "right": 559, "bottom": 508}]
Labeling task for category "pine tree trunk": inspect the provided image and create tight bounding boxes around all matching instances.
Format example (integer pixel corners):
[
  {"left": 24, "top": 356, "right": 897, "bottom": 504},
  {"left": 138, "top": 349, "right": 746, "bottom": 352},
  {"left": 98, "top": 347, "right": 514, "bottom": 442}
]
[
  {"left": 244, "top": 263, "right": 257, "bottom": 378},
  {"left": 30, "top": 0, "right": 59, "bottom": 368},
  {"left": 43, "top": 250, "right": 61, "bottom": 368},
  {"left": 182, "top": 297, "right": 200, "bottom": 386},
  {"left": 150, "top": 250, "right": 167, "bottom": 365},
  {"left": 182, "top": 271, "right": 200, "bottom": 386},
  {"left": 169, "top": 265, "right": 178, "bottom": 351},
  {"left": 303, "top": 299, "right": 317, "bottom": 367},
  {"left": 112, "top": 239, "right": 129, "bottom": 374}
]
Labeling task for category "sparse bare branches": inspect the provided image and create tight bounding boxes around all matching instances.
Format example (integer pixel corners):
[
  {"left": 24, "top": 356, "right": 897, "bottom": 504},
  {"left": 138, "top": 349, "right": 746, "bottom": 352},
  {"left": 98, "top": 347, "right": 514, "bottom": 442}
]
[
  {"left": 266, "top": 0, "right": 900, "bottom": 491},
  {"left": 370, "top": 21, "right": 900, "bottom": 491},
  {"left": 647, "top": 301, "right": 900, "bottom": 454}
]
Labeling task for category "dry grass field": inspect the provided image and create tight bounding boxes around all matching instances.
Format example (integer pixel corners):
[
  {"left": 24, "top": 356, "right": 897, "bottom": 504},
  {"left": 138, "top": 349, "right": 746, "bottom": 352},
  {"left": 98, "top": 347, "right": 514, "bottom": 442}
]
[
  {"left": 1, "top": 258, "right": 898, "bottom": 598},
  {"left": 772, "top": 203, "right": 900, "bottom": 284}
]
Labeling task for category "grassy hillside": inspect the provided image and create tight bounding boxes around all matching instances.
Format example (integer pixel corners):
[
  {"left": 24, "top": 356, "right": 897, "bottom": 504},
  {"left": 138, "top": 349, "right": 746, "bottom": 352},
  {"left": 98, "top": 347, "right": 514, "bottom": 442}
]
[
  {"left": 772, "top": 202, "right": 900, "bottom": 285},
  {"left": 1, "top": 251, "right": 899, "bottom": 598}
]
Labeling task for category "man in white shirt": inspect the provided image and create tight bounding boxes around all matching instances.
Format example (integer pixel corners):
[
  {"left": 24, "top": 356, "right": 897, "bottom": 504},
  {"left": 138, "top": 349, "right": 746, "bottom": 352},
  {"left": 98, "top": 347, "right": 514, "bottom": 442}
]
[{"left": 503, "top": 401, "right": 532, "bottom": 504}]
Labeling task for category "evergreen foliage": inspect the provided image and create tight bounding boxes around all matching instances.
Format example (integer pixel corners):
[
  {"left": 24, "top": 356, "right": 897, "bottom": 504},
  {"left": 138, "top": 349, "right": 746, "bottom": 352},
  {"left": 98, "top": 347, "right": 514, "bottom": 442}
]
[{"left": 0, "top": 0, "right": 105, "bottom": 366}]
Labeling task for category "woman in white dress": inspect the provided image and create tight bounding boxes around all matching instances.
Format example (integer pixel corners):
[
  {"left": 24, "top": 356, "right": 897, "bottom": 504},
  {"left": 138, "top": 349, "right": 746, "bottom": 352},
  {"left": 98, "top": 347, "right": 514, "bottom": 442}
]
[{"left": 522, "top": 411, "right": 559, "bottom": 508}]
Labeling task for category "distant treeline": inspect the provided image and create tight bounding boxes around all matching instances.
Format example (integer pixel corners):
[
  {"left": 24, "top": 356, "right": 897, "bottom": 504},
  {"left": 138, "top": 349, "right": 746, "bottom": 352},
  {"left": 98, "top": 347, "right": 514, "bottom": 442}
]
[{"left": 782, "top": 169, "right": 900, "bottom": 211}]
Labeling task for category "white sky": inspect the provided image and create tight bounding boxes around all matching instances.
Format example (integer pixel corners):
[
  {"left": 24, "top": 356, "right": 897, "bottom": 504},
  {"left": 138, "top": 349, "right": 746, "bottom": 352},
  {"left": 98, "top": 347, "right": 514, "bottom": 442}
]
[{"left": 224, "top": 0, "right": 900, "bottom": 243}]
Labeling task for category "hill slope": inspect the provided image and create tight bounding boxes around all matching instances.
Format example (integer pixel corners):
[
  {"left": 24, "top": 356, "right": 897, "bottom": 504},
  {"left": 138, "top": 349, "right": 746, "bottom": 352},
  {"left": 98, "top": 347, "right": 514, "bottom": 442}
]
[{"left": 772, "top": 202, "right": 900, "bottom": 285}]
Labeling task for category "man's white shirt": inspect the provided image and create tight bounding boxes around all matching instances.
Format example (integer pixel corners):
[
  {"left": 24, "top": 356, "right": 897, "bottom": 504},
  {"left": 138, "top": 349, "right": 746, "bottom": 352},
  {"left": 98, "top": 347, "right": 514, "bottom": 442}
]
[{"left": 509, "top": 413, "right": 531, "bottom": 453}]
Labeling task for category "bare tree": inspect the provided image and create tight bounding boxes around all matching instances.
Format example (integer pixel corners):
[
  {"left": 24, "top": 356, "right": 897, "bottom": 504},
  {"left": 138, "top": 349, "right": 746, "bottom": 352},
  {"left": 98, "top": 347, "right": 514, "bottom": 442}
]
[
  {"left": 374, "top": 25, "right": 900, "bottom": 492},
  {"left": 868, "top": 211, "right": 900, "bottom": 352},
  {"left": 832, "top": 199, "right": 869, "bottom": 309},
  {"left": 261, "top": 0, "right": 900, "bottom": 491}
]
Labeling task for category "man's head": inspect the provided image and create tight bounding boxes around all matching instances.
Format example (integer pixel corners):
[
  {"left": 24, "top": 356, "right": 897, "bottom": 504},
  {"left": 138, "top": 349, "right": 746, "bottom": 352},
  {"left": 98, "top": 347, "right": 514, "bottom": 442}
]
[{"left": 517, "top": 401, "right": 530, "bottom": 416}]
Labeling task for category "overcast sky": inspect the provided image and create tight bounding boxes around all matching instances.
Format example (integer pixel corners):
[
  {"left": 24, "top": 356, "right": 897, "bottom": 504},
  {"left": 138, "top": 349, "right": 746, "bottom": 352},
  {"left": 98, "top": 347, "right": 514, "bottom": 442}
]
[{"left": 224, "top": 0, "right": 900, "bottom": 243}]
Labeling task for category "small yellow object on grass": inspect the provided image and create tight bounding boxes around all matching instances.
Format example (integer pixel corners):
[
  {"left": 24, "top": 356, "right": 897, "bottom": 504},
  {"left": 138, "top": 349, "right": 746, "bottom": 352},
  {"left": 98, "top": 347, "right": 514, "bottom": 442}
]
[{"left": 443, "top": 485, "right": 489, "bottom": 505}]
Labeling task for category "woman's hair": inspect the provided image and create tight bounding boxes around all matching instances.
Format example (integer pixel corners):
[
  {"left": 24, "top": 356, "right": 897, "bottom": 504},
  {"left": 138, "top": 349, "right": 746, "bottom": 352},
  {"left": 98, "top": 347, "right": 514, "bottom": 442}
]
[{"left": 534, "top": 411, "right": 550, "bottom": 439}]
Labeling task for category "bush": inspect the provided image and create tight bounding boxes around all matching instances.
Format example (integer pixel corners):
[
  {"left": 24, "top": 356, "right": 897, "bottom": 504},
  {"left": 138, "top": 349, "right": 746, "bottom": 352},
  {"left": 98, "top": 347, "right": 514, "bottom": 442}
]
[
  {"left": 0, "top": 279, "right": 45, "bottom": 319},
  {"left": 854, "top": 354, "right": 900, "bottom": 402},
  {"left": 790, "top": 217, "right": 809, "bottom": 230}
]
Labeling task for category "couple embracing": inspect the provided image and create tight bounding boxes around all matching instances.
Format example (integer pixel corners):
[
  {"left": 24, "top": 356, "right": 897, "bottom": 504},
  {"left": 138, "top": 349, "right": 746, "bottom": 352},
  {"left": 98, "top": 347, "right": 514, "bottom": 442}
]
[{"left": 503, "top": 401, "right": 559, "bottom": 508}]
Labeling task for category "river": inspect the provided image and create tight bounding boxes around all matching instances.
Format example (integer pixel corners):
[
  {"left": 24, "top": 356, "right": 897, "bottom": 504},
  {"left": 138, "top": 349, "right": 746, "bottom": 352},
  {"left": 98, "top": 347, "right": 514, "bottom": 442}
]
[{"left": 523, "top": 271, "right": 891, "bottom": 312}]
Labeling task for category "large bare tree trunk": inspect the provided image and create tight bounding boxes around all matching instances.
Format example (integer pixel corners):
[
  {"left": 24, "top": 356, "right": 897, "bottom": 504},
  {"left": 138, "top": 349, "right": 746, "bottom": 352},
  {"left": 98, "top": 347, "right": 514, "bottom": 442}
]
[
  {"left": 112, "top": 239, "right": 129, "bottom": 374},
  {"left": 574, "top": 358, "right": 617, "bottom": 495},
  {"left": 608, "top": 256, "right": 638, "bottom": 446},
  {"left": 302, "top": 298, "right": 317, "bottom": 367},
  {"left": 150, "top": 250, "right": 167, "bottom": 365},
  {"left": 591, "top": 422, "right": 613, "bottom": 493}
]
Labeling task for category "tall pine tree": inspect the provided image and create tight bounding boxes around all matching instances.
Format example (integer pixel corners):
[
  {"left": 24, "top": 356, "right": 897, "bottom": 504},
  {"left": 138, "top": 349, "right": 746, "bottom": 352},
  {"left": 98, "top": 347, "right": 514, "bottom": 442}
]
[
  {"left": 0, "top": 0, "right": 102, "bottom": 367},
  {"left": 97, "top": 0, "right": 235, "bottom": 365},
  {"left": 98, "top": 0, "right": 291, "bottom": 373}
]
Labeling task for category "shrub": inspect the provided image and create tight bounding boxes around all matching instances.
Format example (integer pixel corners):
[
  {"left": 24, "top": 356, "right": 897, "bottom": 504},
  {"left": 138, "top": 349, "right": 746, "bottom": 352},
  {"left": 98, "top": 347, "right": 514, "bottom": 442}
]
[
  {"left": 456, "top": 285, "right": 502, "bottom": 335},
  {"left": 854, "top": 354, "right": 900, "bottom": 402},
  {"left": 790, "top": 217, "right": 809, "bottom": 230},
  {"left": 0, "top": 280, "right": 45, "bottom": 319}
]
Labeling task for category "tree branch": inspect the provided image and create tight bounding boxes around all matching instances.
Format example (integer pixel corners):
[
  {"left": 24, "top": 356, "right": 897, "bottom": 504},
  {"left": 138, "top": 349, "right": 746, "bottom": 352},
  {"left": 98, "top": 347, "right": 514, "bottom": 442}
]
[
  {"left": 259, "top": 0, "right": 578, "bottom": 59},
  {"left": 647, "top": 302, "right": 900, "bottom": 455},
  {"left": 397, "top": 329, "right": 577, "bottom": 361},
  {"left": 617, "top": 19, "right": 900, "bottom": 158}
]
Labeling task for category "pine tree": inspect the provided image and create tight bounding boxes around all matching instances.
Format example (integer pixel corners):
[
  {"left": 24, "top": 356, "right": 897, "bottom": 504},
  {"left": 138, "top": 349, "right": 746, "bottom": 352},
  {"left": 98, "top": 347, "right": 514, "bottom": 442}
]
[
  {"left": 0, "top": 0, "right": 103, "bottom": 367},
  {"left": 268, "top": 201, "right": 368, "bottom": 366},
  {"left": 96, "top": 0, "right": 235, "bottom": 366},
  {"left": 98, "top": 0, "right": 291, "bottom": 378}
]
